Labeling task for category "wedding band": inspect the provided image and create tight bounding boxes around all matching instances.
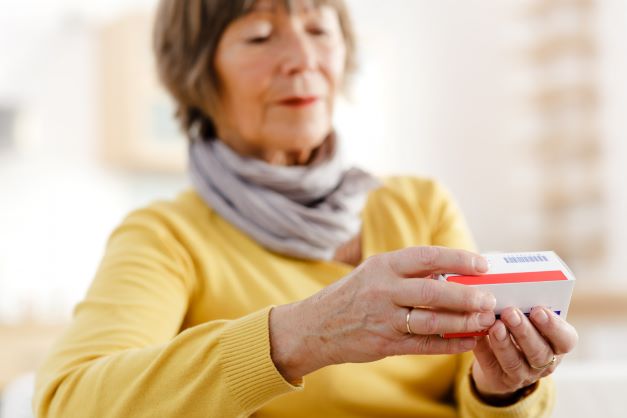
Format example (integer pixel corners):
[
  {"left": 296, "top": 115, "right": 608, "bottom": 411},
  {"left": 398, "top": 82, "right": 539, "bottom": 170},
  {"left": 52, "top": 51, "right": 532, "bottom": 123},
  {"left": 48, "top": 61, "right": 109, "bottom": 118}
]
[
  {"left": 530, "top": 354, "right": 556, "bottom": 370},
  {"left": 406, "top": 309, "right": 414, "bottom": 335}
]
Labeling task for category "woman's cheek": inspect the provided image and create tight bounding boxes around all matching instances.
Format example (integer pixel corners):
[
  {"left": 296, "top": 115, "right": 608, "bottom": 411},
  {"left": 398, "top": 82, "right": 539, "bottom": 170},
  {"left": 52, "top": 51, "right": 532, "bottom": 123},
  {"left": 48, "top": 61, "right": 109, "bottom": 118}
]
[{"left": 322, "top": 46, "right": 346, "bottom": 90}]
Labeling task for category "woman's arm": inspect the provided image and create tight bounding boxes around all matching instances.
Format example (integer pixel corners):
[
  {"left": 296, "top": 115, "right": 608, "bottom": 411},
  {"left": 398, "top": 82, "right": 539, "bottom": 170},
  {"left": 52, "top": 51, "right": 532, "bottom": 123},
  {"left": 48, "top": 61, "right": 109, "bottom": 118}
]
[{"left": 33, "top": 211, "right": 300, "bottom": 418}]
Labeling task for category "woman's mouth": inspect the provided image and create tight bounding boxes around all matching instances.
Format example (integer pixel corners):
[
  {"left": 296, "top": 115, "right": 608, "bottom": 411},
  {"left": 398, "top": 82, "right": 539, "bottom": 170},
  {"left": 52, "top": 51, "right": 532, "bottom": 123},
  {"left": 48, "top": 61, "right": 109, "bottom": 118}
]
[{"left": 278, "top": 96, "right": 319, "bottom": 107}]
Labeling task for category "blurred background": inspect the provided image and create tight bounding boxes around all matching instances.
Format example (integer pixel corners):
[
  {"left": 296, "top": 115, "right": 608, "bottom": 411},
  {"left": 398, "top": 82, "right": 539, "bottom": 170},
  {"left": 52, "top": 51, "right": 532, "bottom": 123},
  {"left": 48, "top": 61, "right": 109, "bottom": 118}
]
[{"left": 1, "top": 0, "right": 626, "bottom": 416}]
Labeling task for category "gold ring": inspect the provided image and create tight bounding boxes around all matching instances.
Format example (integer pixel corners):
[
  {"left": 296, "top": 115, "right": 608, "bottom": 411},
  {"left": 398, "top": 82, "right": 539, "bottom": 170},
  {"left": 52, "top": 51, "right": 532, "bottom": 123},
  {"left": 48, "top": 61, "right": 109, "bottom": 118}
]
[
  {"left": 530, "top": 354, "right": 556, "bottom": 371},
  {"left": 406, "top": 309, "right": 414, "bottom": 335}
]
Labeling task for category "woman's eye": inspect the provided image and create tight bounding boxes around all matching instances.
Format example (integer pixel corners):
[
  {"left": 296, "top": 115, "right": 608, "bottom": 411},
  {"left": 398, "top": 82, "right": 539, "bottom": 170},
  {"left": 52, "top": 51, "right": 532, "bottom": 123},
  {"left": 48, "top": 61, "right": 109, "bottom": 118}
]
[
  {"left": 308, "top": 27, "right": 328, "bottom": 36},
  {"left": 247, "top": 35, "right": 270, "bottom": 44}
]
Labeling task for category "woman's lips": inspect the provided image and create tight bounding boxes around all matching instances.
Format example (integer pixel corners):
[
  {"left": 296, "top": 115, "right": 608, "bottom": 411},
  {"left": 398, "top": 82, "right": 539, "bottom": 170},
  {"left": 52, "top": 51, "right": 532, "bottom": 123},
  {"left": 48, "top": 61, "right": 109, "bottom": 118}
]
[{"left": 277, "top": 96, "right": 319, "bottom": 107}]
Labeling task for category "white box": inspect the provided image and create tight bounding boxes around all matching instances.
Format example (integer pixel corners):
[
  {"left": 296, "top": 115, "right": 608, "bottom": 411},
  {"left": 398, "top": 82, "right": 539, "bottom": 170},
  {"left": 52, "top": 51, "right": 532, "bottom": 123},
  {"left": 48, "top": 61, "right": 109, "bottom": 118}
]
[{"left": 439, "top": 251, "right": 576, "bottom": 338}]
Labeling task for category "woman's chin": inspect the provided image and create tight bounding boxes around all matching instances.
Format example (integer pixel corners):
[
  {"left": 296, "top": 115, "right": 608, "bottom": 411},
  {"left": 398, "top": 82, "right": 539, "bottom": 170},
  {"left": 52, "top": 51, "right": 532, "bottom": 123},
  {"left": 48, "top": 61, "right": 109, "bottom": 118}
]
[
  {"left": 266, "top": 128, "right": 331, "bottom": 152},
  {"left": 256, "top": 130, "right": 330, "bottom": 165}
]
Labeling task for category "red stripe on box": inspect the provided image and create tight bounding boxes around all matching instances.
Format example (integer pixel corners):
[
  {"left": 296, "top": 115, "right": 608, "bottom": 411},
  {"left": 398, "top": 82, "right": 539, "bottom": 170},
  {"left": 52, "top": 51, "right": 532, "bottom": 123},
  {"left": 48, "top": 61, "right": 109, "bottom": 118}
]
[
  {"left": 442, "top": 330, "right": 489, "bottom": 339},
  {"left": 445, "top": 270, "right": 568, "bottom": 285}
]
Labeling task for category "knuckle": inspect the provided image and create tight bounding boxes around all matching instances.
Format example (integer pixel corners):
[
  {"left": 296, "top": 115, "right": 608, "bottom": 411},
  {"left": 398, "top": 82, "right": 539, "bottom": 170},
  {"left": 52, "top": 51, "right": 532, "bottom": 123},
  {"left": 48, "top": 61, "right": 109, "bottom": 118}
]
[
  {"left": 418, "top": 281, "right": 438, "bottom": 306},
  {"left": 484, "top": 353, "right": 501, "bottom": 370},
  {"left": 501, "top": 357, "right": 525, "bottom": 377},
  {"left": 449, "top": 338, "right": 468, "bottom": 354},
  {"left": 456, "top": 251, "right": 472, "bottom": 271},
  {"left": 466, "top": 313, "right": 479, "bottom": 331},
  {"left": 363, "top": 277, "right": 387, "bottom": 299},
  {"left": 424, "top": 310, "right": 439, "bottom": 334},
  {"left": 514, "top": 323, "right": 530, "bottom": 340},
  {"left": 416, "top": 246, "right": 439, "bottom": 269},
  {"left": 451, "top": 282, "right": 482, "bottom": 310},
  {"left": 461, "top": 313, "right": 471, "bottom": 331},
  {"left": 364, "top": 253, "right": 386, "bottom": 272},
  {"left": 419, "top": 335, "right": 437, "bottom": 354},
  {"left": 467, "top": 289, "right": 485, "bottom": 311}
]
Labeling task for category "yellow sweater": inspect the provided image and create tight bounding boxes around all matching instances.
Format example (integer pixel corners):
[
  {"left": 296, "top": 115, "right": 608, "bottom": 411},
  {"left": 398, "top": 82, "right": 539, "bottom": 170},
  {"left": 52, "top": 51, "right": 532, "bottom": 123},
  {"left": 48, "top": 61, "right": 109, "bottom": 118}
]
[{"left": 34, "top": 176, "right": 554, "bottom": 418}]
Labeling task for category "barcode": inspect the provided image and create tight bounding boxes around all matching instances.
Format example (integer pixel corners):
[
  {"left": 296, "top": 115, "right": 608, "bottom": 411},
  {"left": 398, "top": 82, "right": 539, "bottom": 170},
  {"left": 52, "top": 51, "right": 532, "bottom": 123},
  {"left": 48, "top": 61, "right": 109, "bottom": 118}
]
[{"left": 504, "top": 254, "right": 549, "bottom": 264}]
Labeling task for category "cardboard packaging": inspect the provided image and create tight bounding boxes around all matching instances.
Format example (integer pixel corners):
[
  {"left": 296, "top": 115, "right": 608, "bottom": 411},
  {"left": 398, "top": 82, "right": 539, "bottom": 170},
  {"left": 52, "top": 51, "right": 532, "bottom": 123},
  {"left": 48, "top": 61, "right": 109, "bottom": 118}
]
[{"left": 439, "top": 251, "right": 576, "bottom": 339}]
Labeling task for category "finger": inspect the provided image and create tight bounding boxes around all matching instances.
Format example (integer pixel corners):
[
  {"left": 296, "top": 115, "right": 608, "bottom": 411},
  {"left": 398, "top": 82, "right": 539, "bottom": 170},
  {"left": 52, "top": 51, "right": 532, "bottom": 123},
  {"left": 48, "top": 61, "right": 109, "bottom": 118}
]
[
  {"left": 501, "top": 307, "right": 554, "bottom": 372},
  {"left": 472, "top": 335, "right": 501, "bottom": 374},
  {"left": 394, "top": 334, "right": 477, "bottom": 356},
  {"left": 386, "top": 246, "right": 488, "bottom": 278},
  {"left": 488, "top": 320, "right": 529, "bottom": 383},
  {"left": 529, "top": 306, "right": 579, "bottom": 355},
  {"left": 406, "top": 308, "right": 495, "bottom": 335},
  {"left": 538, "top": 355, "right": 563, "bottom": 378},
  {"left": 393, "top": 278, "right": 496, "bottom": 312}
]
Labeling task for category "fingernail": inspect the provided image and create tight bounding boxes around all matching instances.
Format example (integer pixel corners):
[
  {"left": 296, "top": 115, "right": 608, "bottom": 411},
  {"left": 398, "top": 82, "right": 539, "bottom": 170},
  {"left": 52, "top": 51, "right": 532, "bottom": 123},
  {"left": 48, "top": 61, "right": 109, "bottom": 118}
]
[
  {"left": 493, "top": 323, "right": 508, "bottom": 342},
  {"left": 473, "top": 256, "right": 489, "bottom": 273},
  {"left": 481, "top": 293, "right": 496, "bottom": 311},
  {"left": 505, "top": 309, "right": 522, "bottom": 327},
  {"left": 479, "top": 312, "right": 495, "bottom": 327},
  {"left": 533, "top": 307, "right": 549, "bottom": 324}
]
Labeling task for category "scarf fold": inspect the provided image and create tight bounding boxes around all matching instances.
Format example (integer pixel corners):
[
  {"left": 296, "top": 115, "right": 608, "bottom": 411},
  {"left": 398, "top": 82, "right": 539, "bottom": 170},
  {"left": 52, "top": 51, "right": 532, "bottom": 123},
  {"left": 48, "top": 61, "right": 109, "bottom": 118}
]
[{"left": 188, "top": 135, "right": 380, "bottom": 260}]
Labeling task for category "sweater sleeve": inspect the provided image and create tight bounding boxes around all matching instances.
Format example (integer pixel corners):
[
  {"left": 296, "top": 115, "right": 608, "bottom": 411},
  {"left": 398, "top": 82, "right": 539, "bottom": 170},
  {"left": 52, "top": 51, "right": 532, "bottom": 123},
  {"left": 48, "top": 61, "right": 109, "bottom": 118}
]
[
  {"left": 426, "top": 180, "right": 556, "bottom": 417},
  {"left": 33, "top": 210, "right": 301, "bottom": 418}
]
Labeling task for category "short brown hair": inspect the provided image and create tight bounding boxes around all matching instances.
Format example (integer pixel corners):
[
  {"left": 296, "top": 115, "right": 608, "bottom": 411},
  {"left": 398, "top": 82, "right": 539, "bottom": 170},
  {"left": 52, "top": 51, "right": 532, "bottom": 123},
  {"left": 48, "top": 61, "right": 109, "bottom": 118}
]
[{"left": 153, "top": 0, "right": 356, "bottom": 140}]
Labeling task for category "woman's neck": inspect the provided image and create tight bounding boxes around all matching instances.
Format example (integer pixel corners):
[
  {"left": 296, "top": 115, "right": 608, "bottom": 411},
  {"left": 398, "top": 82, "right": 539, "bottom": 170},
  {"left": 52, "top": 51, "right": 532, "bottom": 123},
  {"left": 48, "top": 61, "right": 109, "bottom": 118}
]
[
  {"left": 215, "top": 131, "right": 334, "bottom": 167},
  {"left": 261, "top": 148, "right": 315, "bottom": 166}
]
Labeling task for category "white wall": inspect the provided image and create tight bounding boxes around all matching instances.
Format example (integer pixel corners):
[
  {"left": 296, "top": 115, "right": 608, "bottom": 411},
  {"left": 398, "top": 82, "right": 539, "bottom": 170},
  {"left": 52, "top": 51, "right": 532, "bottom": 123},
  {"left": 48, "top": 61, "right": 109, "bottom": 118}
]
[
  {"left": 598, "top": 0, "right": 627, "bottom": 285},
  {"left": 342, "top": 0, "right": 541, "bottom": 253},
  {"left": 0, "top": 4, "right": 188, "bottom": 322}
]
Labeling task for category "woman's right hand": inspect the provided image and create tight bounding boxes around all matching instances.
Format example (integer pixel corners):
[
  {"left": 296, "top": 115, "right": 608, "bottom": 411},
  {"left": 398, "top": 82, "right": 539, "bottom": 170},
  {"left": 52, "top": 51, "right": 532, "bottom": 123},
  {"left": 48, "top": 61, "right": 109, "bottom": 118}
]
[{"left": 270, "top": 246, "right": 497, "bottom": 383}]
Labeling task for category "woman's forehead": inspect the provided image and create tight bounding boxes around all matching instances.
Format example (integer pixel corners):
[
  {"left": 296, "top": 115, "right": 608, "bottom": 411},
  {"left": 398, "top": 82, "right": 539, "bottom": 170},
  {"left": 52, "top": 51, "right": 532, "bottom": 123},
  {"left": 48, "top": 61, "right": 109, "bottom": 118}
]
[{"left": 245, "top": 0, "right": 327, "bottom": 14}]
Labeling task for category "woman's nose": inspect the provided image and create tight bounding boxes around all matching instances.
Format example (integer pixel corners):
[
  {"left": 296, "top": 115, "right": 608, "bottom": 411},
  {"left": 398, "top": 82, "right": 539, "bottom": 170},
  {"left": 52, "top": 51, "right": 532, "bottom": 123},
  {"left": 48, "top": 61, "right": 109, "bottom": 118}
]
[{"left": 278, "top": 29, "right": 317, "bottom": 76}]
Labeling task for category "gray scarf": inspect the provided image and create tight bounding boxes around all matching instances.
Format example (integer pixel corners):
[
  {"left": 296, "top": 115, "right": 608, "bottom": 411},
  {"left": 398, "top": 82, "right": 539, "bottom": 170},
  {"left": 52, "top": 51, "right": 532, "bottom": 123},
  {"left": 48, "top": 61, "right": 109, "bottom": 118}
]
[{"left": 188, "top": 135, "right": 380, "bottom": 260}]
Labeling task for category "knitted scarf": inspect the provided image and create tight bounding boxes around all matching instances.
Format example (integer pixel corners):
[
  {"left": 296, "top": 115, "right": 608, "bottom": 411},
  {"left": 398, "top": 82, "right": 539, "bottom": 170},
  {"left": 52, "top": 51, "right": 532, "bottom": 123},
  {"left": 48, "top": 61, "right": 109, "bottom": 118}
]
[{"left": 188, "top": 135, "right": 380, "bottom": 260}]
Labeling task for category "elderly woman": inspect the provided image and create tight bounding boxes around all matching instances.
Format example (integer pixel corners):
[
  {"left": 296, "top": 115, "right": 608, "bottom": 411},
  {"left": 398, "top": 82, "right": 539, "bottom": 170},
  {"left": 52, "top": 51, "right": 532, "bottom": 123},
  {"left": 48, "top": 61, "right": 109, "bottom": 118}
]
[{"left": 34, "top": 0, "right": 578, "bottom": 417}]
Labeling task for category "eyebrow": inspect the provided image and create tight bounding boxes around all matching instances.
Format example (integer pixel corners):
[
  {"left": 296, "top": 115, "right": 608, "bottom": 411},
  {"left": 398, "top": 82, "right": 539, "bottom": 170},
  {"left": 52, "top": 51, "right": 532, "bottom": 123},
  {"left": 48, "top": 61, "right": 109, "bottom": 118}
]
[{"left": 248, "top": 0, "right": 319, "bottom": 14}]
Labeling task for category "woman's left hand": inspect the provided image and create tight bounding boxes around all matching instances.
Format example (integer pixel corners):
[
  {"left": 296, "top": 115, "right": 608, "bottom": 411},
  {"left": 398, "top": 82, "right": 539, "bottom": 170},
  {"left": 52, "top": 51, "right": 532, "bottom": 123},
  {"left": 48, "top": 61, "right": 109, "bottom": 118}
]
[{"left": 470, "top": 305, "right": 578, "bottom": 402}]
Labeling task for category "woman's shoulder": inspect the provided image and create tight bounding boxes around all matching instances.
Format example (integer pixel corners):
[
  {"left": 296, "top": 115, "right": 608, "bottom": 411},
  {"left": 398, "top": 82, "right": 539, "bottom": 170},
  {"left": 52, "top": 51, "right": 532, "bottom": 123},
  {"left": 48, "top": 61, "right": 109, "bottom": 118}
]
[
  {"left": 132, "top": 187, "right": 211, "bottom": 217},
  {"left": 370, "top": 175, "right": 475, "bottom": 251},
  {"left": 363, "top": 175, "right": 445, "bottom": 225},
  {"left": 112, "top": 187, "right": 214, "bottom": 242},
  {"left": 380, "top": 175, "right": 445, "bottom": 193},
  {"left": 371, "top": 175, "right": 456, "bottom": 210}
]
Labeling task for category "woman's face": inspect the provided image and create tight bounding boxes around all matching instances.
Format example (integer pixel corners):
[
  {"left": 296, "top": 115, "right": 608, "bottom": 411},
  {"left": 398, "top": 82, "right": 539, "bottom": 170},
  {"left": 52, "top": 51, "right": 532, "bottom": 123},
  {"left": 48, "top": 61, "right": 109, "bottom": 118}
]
[{"left": 213, "top": 0, "right": 347, "bottom": 164}]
